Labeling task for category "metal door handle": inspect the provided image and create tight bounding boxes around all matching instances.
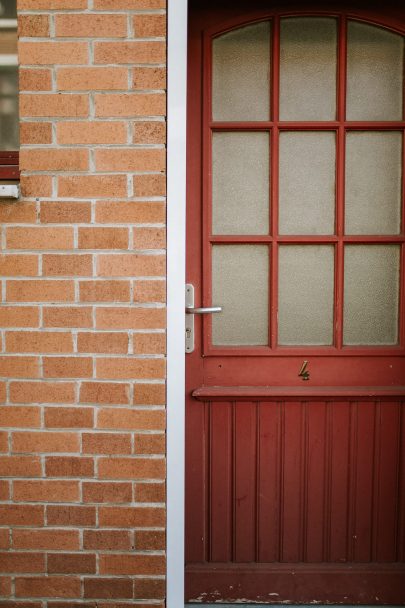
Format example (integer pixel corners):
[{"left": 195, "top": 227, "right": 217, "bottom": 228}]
[{"left": 185, "top": 306, "right": 222, "bottom": 314}]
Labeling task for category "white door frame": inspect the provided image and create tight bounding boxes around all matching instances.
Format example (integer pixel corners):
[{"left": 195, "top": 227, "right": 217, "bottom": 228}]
[{"left": 167, "top": 1, "right": 188, "bottom": 607}]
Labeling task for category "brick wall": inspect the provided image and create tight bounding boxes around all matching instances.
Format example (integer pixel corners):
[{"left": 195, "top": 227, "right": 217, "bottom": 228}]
[{"left": 1, "top": 0, "right": 167, "bottom": 605}]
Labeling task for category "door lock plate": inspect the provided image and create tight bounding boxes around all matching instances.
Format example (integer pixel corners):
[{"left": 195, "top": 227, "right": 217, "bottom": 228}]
[{"left": 185, "top": 284, "right": 195, "bottom": 353}]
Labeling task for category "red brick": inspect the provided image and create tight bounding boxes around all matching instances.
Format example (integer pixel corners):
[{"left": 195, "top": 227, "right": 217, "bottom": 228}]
[
  {"left": 20, "top": 95, "right": 88, "bottom": 118},
  {"left": 94, "top": 42, "right": 165, "bottom": 65},
  {"left": 13, "top": 529, "right": 79, "bottom": 550},
  {"left": 134, "top": 280, "right": 165, "bottom": 304},
  {"left": 94, "top": 0, "right": 165, "bottom": 6},
  {"left": 98, "top": 506, "right": 165, "bottom": 527},
  {"left": 19, "top": 70, "right": 52, "bottom": 92},
  {"left": 47, "top": 505, "right": 95, "bottom": 527},
  {"left": 135, "top": 433, "right": 165, "bottom": 455},
  {"left": 97, "top": 254, "right": 165, "bottom": 277},
  {"left": 98, "top": 457, "right": 165, "bottom": 479},
  {"left": 6, "top": 331, "right": 73, "bottom": 353},
  {"left": 0, "top": 383, "right": 6, "bottom": 404},
  {"left": 0, "top": 505, "right": 44, "bottom": 526},
  {"left": 95, "top": 149, "right": 165, "bottom": 172},
  {"left": 79, "top": 281, "right": 130, "bottom": 303},
  {"left": 56, "top": 14, "right": 127, "bottom": 38},
  {"left": 43, "top": 255, "right": 93, "bottom": 277},
  {"left": 19, "top": 0, "right": 87, "bottom": 7},
  {"left": 7, "top": 281, "right": 74, "bottom": 303},
  {"left": 99, "top": 554, "right": 165, "bottom": 576},
  {"left": 133, "top": 333, "right": 165, "bottom": 355},
  {"left": 135, "top": 481, "right": 165, "bottom": 503},
  {"left": 0, "top": 456, "right": 41, "bottom": 477},
  {"left": 83, "top": 530, "right": 131, "bottom": 551},
  {"left": 0, "top": 576, "right": 11, "bottom": 596},
  {"left": 44, "top": 408, "right": 94, "bottom": 429},
  {"left": 0, "top": 202, "right": 37, "bottom": 224},
  {"left": 79, "top": 227, "right": 128, "bottom": 250},
  {"left": 96, "top": 201, "right": 165, "bottom": 225},
  {"left": 15, "top": 577, "right": 81, "bottom": 599},
  {"left": 95, "top": 93, "right": 165, "bottom": 117},
  {"left": 133, "top": 14, "right": 166, "bottom": 38},
  {"left": 0, "top": 406, "right": 40, "bottom": 428},
  {"left": 133, "top": 227, "right": 166, "bottom": 250},
  {"left": 45, "top": 456, "right": 94, "bottom": 476},
  {"left": 20, "top": 175, "right": 52, "bottom": 198},
  {"left": 134, "top": 174, "right": 165, "bottom": 197},
  {"left": 83, "top": 481, "right": 132, "bottom": 503},
  {"left": 78, "top": 332, "right": 128, "bottom": 354},
  {"left": 82, "top": 432, "right": 132, "bottom": 455},
  {"left": 12, "top": 431, "right": 79, "bottom": 453},
  {"left": 47, "top": 554, "right": 96, "bottom": 575},
  {"left": 20, "top": 122, "right": 52, "bottom": 144},
  {"left": 57, "top": 122, "right": 127, "bottom": 145},
  {"left": 57, "top": 67, "right": 128, "bottom": 91},
  {"left": 96, "top": 308, "right": 165, "bottom": 330},
  {"left": 19, "top": 42, "right": 88, "bottom": 66},
  {"left": 97, "top": 407, "right": 164, "bottom": 430},
  {"left": 58, "top": 175, "right": 127, "bottom": 198},
  {"left": 80, "top": 382, "right": 129, "bottom": 405},
  {"left": 20, "top": 149, "right": 88, "bottom": 172},
  {"left": 136, "top": 529, "right": 165, "bottom": 550},
  {"left": 0, "top": 307, "right": 39, "bottom": 328},
  {"left": 84, "top": 578, "right": 132, "bottom": 599},
  {"left": 0, "top": 433, "right": 8, "bottom": 453},
  {"left": 135, "top": 578, "right": 165, "bottom": 600},
  {"left": 43, "top": 307, "right": 93, "bottom": 329},
  {"left": 0, "top": 357, "right": 39, "bottom": 378},
  {"left": 13, "top": 480, "right": 80, "bottom": 502},
  {"left": 0, "top": 553, "right": 45, "bottom": 573},
  {"left": 18, "top": 15, "right": 49, "bottom": 37},
  {"left": 7, "top": 227, "right": 74, "bottom": 250},
  {"left": 43, "top": 357, "right": 93, "bottom": 379},
  {"left": 96, "top": 358, "right": 165, "bottom": 380},
  {"left": 0, "top": 528, "right": 9, "bottom": 548},
  {"left": 40, "top": 202, "right": 91, "bottom": 224},
  {"left": 133, "top": 120, "right": 166, "bottom": 144},
  {"left": 10, "top": 382, "right": 75, "bottom": 404}
]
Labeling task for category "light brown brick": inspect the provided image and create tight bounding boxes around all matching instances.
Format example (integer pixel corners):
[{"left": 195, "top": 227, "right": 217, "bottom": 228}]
[
  {"left": 47, "top": 505, "right": 95, "bottom": 527},
  {"left": 78, "top": 332, "right": 128, "bottom": 354},
  {"left": 57, "top": 67, "right": 128, "bottom": 91},
  {"left": 20, "top": 175, "right": 52, "bottom": 198},
  {"left": 19, "top": 69, "right": 52, "bottom": 92},
  {"left": 0, "top": 201, "right": 37, "bottom": 223},
  {"left": 95, "top": 93, "right": 165, "bottom": 117},
  {"left": 96, "top": 358, "right": 165, "bottom": 380},
  {"left": 47, "top": 553, "right": 96, "bottom": 574},
  {"left": 20, "top": 94, "right": 88, "bottom": 118},
  {"left": 133, "top": 120, "right": 166, "bottom": 144},
  {"left": 45, "top": 456, "right": 94, "bottom": 476},
  {"left": 57, "top": 122, "right": 127, "bottom": 145},
  {"left": 19, "top": 42, "right": 88, "bottom": 66},
  {"left": 58, "top": 175, "right": 127, "bottom": 198},
  {"left": 133, "top": 227, "right": 166, "bottom": 249},
  {"left": 97, "top": 254, "right": 165, "bottom": 277},
  {"left": 98, "top": 457, "right": 165, "bottom": 480},
  {"left": 43, "top": 307, "right": 93, "bottom": 328},
  {"left": 94, "top": 0, "right": 165, "bottom": 6},
  {"left": 79, "top": 227, "right": 129, "bottom": 250},
  {"left": 12, "top": 431, "right": 79, "bottom": 453},
  {"left": 94, "top": 41, "right": 165, "bottom": 65},
  {"left": 82, "top": 482, "right": 132, "bottom": 503},
  {"left": 7, "top": 281, "right": 75, "bottom": 303},
  {"left": 135, "top": 433, "right": 165, "bottom": 455},
  {"left": 0, "top": 383, "right": 6, "bottom": 404},
  {"left": 134, "top": 280, "right": 165, "bottom": 304},
  {"left": 97, "top": 505, "right": 165, "bottom": 527},
  {"left": 96, "top": 307, "right": 165, "bottom": 330},
  {"left": 84, "top": 578, "right": 132, "bottom": 599},
  {"left": 15, "top": 577, "right": 81, "bottom": 599},
  {"left": 6, "top": 227, "right": 74, "bottom": 250},
  {"left": 10, "top": 382, "right": 75, "bottom": 404},
  {"left": 0, "top": 255, "right": 38, "bottom": 277},
  {"left": 80, "top": 382, "right": 129, "bottom": 405},
  {"left": 6, "top": 331, "right": 73, "bottom": 353},
  {"left": 13, "top": 529, "right": 79, "bottom": 550},
  {"left": 13, "top": 480, "right": 80, "bottom": 502},
  {"left": 0, "top": 456, "right": 41, "bottom": 477},
  {"left": 133, "top": 333, "right": 165, "bottom": 355},
  {"left": 20, "top": 149, "right": 88, "bottom": 172},
  {"left": 43, "top": 255, "right": 93, "bottom": 277},
  {"left": 135, "top": 481, "right": 165, "bottom": 503},
  {"left": 0, "top": 357, "right": 39, "bottom": 378},
  {"left": 133, "top": 66, "right": 166, "bottom": 91},
  {"left": 0, "top": 406, "right": 41, "bottom": 428},
  {"left": 83, "top": 530, "right": 131, "bottom": 551},
  {"left": 44, "top": 408, "right": 94, "bottom": 429},
  {"left": 0, "top": 553, "right": 45, "bottom": 573},
  {"left": 19, "top": 0, "right": 87, "bottom": 7},
  {"left": 43, "top": 357, "right": 93, "bottom": 378},
  {"left": 98, "top": 148, "right": 165, "bottom": 173},
  {"left": 56, "top": 14, "right": 127, "bottom": 38},
  {"left": 134, "top": 173, "right": 165, "bottom": 197},
  {"left": 97, "top": 407, "right": 165, "bottom": 430},
  {"left": 82, "top": 432, "right": 132, "bottom": 454},
  {"left": 99, "top": 554, "right": 165, "bottom": 576},
  {"left": 0, "top": 505, "right": 44, "bottom": 526},
  {"left": 0, "top": 434, "right": 8, "bottom": 453},
  {"left": 133, "top": 383, "right": 165, "bottom": 405},
  {"left": 0, "top": 307, "right": 39, "bottom": 328},
  {"left": 40, "top": 201, "right": 91, "bottom": 224},
  {"left": 133, "top": 14, "right": 166, "bottom": 38},
  {"left": 136, "top": 529, "right": 165, "bottom": 550},
  {"left": 20, "top": 122, "right": 52, "bottom": 143},
  {"left": 18, "top": 15, "right": 49, "bottom": 37},
  {"left": 95, "top": 201, "right": 165, "bottom": 224},
  {"left": 79, "top": 281, "right": 130, "bottom": 303}
]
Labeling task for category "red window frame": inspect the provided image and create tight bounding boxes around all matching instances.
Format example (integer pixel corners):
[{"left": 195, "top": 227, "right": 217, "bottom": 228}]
[
  {"left": 0, "top": 151, "right": 19, "bottom": 180},
  {"left": 201, "top": 10, "right": 405, "bottom": 357}
]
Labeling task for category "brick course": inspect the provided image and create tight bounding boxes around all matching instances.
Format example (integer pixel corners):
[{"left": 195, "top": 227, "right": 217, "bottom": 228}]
[{"left": 2, "top": 2, "right": 167, "bottom": 606}]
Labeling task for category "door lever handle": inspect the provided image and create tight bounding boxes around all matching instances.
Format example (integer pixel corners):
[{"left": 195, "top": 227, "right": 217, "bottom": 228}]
[{"left": 185, "top": 306, "right": 222, "bottom": 314}]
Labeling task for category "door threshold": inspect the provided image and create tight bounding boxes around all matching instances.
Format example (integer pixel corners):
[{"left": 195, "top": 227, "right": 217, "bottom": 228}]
[{"left": 185, "top": 605, "right": 404, "bottom": 607}]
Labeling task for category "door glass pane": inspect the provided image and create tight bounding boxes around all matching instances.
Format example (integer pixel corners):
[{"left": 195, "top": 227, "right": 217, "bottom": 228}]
[
  {"left": 278, "top": 245, "right": 334, "bottom": 345},
  {"left": 279, "top": 18, "right": 337, "bottom": 121},
  {"left": 347, "top": 22, "right": 404, "bottom": 121},
  {"left": 345, "top": 132, "right": 402, "bottom": 235},
  {"left": 212, "top": 22, "right": 270, "bottom": 122},
  {"left": 212, "top": 245, "right": 269, "bottom": 346},
  {"left": 279, "top": 132, "right": 336, "bottom": 235},
  {"left": 213, "top": 132, "right": 269, "bottom": 235},
  {"left": 344, "top": 245, "right": 400, "bottom": 345}
]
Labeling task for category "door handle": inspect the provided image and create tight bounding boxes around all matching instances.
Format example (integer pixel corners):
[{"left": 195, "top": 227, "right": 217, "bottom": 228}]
[
  {"left": 185, "top": 306, "right": 222, "bottom": 314},
  {"left": 185, "top": 283, "right": 222, "bottom": 353}
]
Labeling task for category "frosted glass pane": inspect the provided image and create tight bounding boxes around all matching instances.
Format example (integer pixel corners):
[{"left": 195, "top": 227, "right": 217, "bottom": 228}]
[
  {"left": 347, "top": 22, "right": 404, "bottom": 121},
  {"left": 278, "top": 246, "right": 334, "bottom": 345},
  {"left": 279, "top": 132, "right": 336, "bottom": 235},
  {"left": 344, "top": 245, "right": 400, "bottom": 345},
  {"left": 212, "top": 245, "right": 269, "bottom": 346},
  {"left": 345, "top": 132, "right": 402, "bottom": 235},
  {"left": 212, "top": 132, "right": 269, "bottom": 235},
  {"left": 280, "top": 18, "right": 337, "bottom": 121},
  {"left": 212, "top": 22, "right": 270, "bottom": 121}
]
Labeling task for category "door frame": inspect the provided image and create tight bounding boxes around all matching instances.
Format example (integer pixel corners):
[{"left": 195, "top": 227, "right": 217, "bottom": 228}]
[{"left": 167, "top": 1, "right": 188, "bottom": 607}]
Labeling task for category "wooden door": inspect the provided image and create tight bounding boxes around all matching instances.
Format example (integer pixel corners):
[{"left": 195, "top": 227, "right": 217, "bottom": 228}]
[{"left": 185, "top": 1, "right": 405, "bottom": 603}]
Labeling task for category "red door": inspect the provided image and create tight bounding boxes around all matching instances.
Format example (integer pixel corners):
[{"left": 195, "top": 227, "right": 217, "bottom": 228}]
[{"left": 185, "top": 1, "right": 405, "bottom": 603}]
